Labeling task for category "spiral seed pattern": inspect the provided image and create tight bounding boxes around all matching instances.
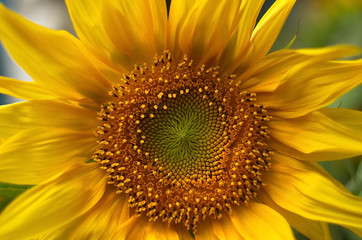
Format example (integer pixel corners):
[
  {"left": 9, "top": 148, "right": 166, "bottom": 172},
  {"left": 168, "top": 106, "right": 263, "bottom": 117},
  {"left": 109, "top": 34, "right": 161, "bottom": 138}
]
[{"left": 93, "top": 51, "right": 272, "bottom": 230}]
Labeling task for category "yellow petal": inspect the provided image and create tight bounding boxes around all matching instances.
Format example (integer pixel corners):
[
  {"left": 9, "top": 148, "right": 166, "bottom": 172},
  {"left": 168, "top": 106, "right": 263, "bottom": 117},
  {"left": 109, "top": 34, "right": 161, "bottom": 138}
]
[
  {"left": 237, "top": 45, "right": 361, "bottom": 93},
  {"left": 66, "top": 0, "right": 167, "bottom": 67},
  {"left": 258, "top": 59, "right": 362, "bottom": 118},
  {"left": 173, "top": 226, "right": 194, "bottom": 240},
  {"left": 143, "top": 221, "right": 180, "bottom": 240},
  {"left": 320, "top": 108, "right": 362, "bottom": 131},
  {"left": 271, "top": 152, "right": 349, "bottom": 191},
  {"left": 62, "top": 0, "right": 126, "bottom": 83},
  {"left": 167, "top": 0, "right": 197, "bottom": 61},
  {"left": 114, "top": 216, "right": 145, "bottom": 239},
  {"left": 0, "top": 163, "right": 106, "bottom": 240},
  {"left": 114, "top": 216, "right": 182, "bottom": 240},
  {"left": 171, "top": 0, "right": 243, "bottom": 66},
  {"left": 102, "top": 0, "right": 167, "bottom": 64},
  {"left": 115, "top": 0, "right": 167, "bottom": 59},
  {"left": 0, "top": 77, "right": 54, "bottom": 100},
  {"left": 265, "top": 161, "right": 362, "bottom": 236},
  {"left": 260, "top": 191, "right": 332, "bottom": 240},
  {"left": 195, "top": 219, "right": 219, "bottom": 240},
  {"left": 0, "top": 100, "right": 97, "bottom": 141},
  {"left": 64, "top": 0, "right": 131, "bottom": 72},
  {"left": 228, "top": 202, "right": 295, "bottom": 240},
  {"left": 271, "top": 153, "right": 362, "bottom": 238},
  {"left": 47, "top": 188, "right": 130, "bottom": 240},
  {"left": 212, "top": 216, "right": 245, "bottom": 240},
  {"left": 219, "top": 0, "right": 265, "bottom": 74},
  {"left": 0, "top": 4, "right": 111, "bottom": 103},
  {"left": 34, "top": 190, "right": 127, "bottom": 239},
  {"left": 269, "top": 109, "right": 362, "bottom": 161},
  {"left": 234, "top": 0, "right": 296, "bottom": 74},
  {"left": 0, "top": 127, "right": 96, "bottom": 185},
  {"left": 250, "top": 0, "right": 295, "bottom": 59},
  {"left": 196, "top": 203, "right": 294, "bottom": 240}
]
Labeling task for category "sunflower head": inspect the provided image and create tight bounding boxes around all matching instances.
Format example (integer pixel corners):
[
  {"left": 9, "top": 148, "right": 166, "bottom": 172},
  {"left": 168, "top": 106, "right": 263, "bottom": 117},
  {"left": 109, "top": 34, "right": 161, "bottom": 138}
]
[
  {"left": 93, "top": 51, "right": 272, "bottom": 229},
  {"left": 0, "top": 0, "right": 362, "bottom": 239}
]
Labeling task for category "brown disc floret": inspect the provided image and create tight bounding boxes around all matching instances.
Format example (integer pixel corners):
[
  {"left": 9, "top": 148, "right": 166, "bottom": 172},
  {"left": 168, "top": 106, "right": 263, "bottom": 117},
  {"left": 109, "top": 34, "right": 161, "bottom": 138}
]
[{"left": 93, "top": 51, "right": 272, "bottom": 230}]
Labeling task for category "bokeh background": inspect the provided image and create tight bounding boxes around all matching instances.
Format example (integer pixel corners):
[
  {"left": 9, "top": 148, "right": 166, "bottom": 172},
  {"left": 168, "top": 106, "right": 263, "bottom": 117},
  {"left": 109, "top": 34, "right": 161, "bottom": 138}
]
[{"left": 0, "top": 0, "right": 361, "bottom": 239}]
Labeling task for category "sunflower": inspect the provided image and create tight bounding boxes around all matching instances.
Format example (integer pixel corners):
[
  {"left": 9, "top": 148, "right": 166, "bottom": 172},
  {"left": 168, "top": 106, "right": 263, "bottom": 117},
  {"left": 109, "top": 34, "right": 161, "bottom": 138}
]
[{"left": 0, "top": 0, "right": 362, "bottom": 239}]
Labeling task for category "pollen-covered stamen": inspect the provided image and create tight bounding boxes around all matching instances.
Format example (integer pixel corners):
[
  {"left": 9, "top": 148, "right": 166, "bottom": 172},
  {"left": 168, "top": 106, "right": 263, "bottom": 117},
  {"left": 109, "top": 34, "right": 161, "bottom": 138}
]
[{"left": 93, "top": 51, "right": 272, "bottom": 230}]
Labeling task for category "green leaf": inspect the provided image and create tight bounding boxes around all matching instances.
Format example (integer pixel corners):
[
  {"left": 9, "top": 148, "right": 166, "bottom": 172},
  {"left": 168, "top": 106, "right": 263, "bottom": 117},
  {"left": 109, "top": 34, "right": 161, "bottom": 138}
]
[{"left": 0, "top": 182, "right": 33, "bottom": 213}]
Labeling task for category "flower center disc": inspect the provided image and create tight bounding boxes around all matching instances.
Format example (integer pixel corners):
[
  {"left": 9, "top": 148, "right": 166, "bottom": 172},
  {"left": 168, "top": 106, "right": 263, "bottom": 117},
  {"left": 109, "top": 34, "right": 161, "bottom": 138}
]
[
  {"left": 139, "top": 87, "right": 230, "bottom": 184},
  {"left": 93, "top": 51, "right": 272, "bottom": 230}
]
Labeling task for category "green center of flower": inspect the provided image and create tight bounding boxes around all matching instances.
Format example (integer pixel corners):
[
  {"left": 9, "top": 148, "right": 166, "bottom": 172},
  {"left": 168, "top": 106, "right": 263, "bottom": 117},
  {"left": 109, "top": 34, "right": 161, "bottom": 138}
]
[
  {"left": 137, "top": 87, "right": 229, "bottom": 181},
  {"left": 93, "top": 51, "right": 272, "bottom": 230}
]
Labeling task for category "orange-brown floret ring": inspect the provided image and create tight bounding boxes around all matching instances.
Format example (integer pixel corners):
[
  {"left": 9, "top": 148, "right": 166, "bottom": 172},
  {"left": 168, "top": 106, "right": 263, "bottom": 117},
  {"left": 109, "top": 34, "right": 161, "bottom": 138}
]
[{"left": 92, "top": 51, "right": 272, "bottom": 230}]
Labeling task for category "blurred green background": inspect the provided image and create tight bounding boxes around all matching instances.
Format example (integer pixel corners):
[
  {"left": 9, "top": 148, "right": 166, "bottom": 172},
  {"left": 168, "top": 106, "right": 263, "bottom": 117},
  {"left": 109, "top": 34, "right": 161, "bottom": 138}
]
[{"left": 0, "top": 0, "right": 361, "bottom": 239}]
